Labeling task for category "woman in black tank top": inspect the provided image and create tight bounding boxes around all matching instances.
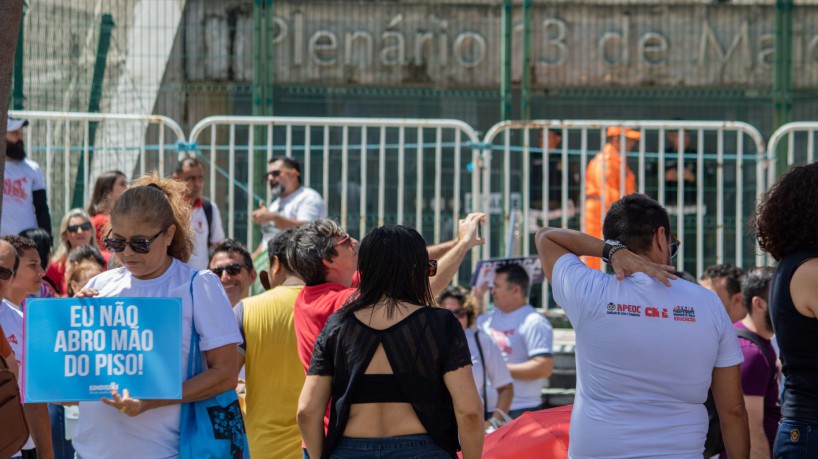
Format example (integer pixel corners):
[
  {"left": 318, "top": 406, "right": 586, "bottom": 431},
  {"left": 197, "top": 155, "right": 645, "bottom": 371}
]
[
  {"left": 297, "top": 225, "right": 484, "bottom": 459},
  {"left": 754, "top": 163, "right": 818, "bottom": 458}
]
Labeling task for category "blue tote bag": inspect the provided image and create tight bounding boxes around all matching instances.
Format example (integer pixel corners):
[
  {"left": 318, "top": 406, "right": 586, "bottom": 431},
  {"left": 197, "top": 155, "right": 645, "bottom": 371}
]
[{"left": 179, "top": 272, "right": 249, "bottom": 459}]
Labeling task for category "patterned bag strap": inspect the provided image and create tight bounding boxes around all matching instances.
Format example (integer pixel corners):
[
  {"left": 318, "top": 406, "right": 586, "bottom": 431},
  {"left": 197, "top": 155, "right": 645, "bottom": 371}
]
[{"left": 185, "top": 271, "right": 202, "bottom": 379}]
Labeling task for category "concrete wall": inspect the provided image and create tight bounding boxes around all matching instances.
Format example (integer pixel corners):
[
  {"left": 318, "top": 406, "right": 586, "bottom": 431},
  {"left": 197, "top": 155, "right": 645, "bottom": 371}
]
[{"left": 181, "top": 0, "right": 818, "bottom": 89}]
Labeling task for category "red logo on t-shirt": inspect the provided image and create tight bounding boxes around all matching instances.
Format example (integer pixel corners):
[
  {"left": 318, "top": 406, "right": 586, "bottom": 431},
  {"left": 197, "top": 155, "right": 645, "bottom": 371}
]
[
  {"left": 7, "top": 333, "right": 18, "bottom": 345},
  {"left": 4, "top": 177, "right": 29, "bottom": 200},
  {"left": 489, "top": 328, "right": 515, "bottom": 355}
]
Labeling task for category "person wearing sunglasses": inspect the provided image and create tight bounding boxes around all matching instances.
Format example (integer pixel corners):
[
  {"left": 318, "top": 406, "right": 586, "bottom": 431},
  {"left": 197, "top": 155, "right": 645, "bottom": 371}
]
[
  {"left": 536, "top": 193, "right": 749, "bottom": 458},
  {"left": 437, "top": 286, "right": 513, "bottom": 432},
  {"left": 45, "top": 209, "right": 103, "bottom": 297},
  {"left": 207, "top": 239, "right": 257, "bottom": 308},
  {"left": 70, "top": 175, "right": 243, "bottom": 459},
  {"left": 251, "top": 157, "right": 326, "bottom": 258},
  {"left": 298, "top": 225, "right": 484, "bottom": 459}
]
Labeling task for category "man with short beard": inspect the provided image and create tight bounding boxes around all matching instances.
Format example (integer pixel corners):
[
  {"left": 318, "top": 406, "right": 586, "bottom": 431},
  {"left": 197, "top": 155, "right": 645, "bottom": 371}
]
[
  {"left": 733, "top": 267, "right": 780, "bottom": 458},
  {"left": 2, "top": 117, "right": 51, "bottom": 237},
  {"left": 251, "top": 157, "right": 325, "bottom": 256}
]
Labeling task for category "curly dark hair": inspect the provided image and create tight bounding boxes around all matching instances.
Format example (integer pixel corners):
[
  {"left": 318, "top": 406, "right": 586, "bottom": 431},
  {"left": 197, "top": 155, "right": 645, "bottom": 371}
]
[{"left": 753, "top": 163, "right": 818, "bottom": 261}]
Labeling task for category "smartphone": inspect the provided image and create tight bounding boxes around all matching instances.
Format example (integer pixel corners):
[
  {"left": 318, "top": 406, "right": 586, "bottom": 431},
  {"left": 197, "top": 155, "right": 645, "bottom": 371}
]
[{"left": 477, "top": 221, "right": 483, "bottom": 240}]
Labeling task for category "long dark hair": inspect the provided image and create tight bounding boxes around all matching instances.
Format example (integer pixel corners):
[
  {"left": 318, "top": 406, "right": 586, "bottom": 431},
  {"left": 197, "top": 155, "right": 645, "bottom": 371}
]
[
  {"left": 88, "top": 170, "right": 126, "bottom": 216},
  {"left": 343, "top": 225, "right": 434, "bottom": 318}
]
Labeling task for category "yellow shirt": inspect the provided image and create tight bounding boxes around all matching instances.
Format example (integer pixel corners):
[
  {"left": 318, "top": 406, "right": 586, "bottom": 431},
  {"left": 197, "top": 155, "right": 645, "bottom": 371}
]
[{"left": 241, "top": 285, "right": 306, "bottom": 459}]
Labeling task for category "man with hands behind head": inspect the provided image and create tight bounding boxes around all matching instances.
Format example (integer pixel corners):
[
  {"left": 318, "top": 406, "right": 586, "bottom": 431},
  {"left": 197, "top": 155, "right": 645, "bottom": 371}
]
[{"left": 536, "top": 194, "right": 749, "bottom": 458}]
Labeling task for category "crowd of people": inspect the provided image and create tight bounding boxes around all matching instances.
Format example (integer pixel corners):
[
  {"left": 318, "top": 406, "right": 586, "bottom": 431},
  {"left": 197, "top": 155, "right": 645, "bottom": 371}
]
[{"left": 1, "top": 114, "right": 817, "bottom": 459}]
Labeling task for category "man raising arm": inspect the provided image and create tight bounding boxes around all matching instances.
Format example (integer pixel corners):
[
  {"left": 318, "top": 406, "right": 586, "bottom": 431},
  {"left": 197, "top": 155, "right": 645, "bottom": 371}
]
[{"left": 536, "top": 194, "right": 748, "bottom": 458}]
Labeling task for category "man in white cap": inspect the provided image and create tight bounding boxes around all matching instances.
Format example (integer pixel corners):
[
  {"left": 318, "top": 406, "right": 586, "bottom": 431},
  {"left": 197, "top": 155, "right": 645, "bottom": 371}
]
[{"left": 2, "top": 117, "right": 51, "bottom": 237}]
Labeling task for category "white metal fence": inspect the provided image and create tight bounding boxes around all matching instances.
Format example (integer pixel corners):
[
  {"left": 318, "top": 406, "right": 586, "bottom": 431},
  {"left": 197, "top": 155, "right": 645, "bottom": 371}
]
[
  {"left": 9, "top": 110, "right": 816, "bottom": 289},
  {"left": 8, "top": 110, "right": 186, "bottom": 225},
  {"left": 188, "top": 116, "right": 482, "bottom": 250},
  {"left": 481, "top": 120, "right": 767, "bottom": 277}
]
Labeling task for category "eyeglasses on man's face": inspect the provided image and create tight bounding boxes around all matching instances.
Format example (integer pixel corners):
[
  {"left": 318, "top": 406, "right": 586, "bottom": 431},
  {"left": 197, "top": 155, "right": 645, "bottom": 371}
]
[
  {"left": 211, "top": 263, "right": 247, "bottom": 277},
  {"left": 670, "top": 233, "right": 681, "bottom": 260}
]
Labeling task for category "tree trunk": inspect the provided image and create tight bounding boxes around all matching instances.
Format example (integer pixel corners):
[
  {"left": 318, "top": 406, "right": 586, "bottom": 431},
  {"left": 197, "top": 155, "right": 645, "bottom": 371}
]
[{"left": 0, "top": 0, "right": 24, "bottom": 225}]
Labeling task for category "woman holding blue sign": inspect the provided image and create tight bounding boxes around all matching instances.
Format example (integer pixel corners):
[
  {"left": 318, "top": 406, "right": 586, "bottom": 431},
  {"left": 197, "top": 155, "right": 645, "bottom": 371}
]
[{"left": 72, "top": 175, "right": 247, "bottom": 459}]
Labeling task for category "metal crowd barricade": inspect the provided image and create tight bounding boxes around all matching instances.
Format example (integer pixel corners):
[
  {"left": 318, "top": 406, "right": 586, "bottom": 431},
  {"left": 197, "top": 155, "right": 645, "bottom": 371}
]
[
  {"left": 480, "top": 120, "right": 767, "bottom": 283},
  {"left": 766, "top": 121, "right": 818, "bottom": 179},
  {"left": 188, "top": 116, "right": 482, "bottom": 256},
  {"left": 8, "top": 110, "right": 186, "bottom": 223}
]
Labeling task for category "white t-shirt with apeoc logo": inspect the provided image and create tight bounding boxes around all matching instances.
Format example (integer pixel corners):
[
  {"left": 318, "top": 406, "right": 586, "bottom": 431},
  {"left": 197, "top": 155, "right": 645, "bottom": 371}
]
[
  {"left": 1, "top": 158, "right": 46, "bottom": 236},
  {"left": 552, "top": 254, "right": 742, "bottom": 459}
]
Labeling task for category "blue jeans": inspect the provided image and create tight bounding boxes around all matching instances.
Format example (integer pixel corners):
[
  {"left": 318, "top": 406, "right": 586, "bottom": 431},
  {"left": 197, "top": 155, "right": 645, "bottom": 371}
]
[
  {"left": 48, "top": 403, "right": 75, "bottom": 459},
  {"left": 508, "top": 404, "right": 542, "bottom": 420},
  {"left": 328, "top": 434, "right": 451, "bottom": 458},
  {"left": 774, "top": 418, "right": 818, "bottom": 458}
]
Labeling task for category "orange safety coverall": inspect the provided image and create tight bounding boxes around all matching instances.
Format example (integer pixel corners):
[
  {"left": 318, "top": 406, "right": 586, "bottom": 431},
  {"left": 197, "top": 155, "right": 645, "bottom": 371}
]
[{"left": 584, "top": 143, "right": 636, "bottom": 269}]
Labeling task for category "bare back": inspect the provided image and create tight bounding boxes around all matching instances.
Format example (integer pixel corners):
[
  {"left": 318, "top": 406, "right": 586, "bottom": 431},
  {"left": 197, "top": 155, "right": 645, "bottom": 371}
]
[{"left": 344, "top": 302, "right": 427, "bottom": 438}]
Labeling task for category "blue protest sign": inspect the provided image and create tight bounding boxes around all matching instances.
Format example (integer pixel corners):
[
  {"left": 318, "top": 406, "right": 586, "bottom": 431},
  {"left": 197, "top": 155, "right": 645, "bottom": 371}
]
[{"left": 23, "top": 297, "right": 182, "bottom": 402}]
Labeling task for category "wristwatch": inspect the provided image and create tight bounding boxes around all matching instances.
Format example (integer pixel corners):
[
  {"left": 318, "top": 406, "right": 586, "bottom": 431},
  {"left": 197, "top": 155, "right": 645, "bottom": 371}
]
[{"left": 602, "top": 240, "right": 627, "bottom": 264}]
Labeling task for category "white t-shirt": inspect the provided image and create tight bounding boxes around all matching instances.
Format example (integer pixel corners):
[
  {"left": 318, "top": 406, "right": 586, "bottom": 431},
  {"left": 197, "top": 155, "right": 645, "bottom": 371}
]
[
  {"left": 0, "top": 299, "right": 35, "bottom": 452},
  {"left": 188, "top": 200, "right": 225, "bottom": 270},
  {"left": 467, "top": 328, "right": 513, "bottom": 413},
  {"left": 72, "top": 259, "right": 242, "bottom": 459},
  {"left": 552, "top": 254, "right": 743, "bottom": 459},
  {"left": 1, "top": 158, "right": 46, "bottom": 236},
  {"left": 260, "top": 186, "right": 326, "bottom": 245},
  {"left": 477, "top": 304, "right": 553, "bottom": 410}
]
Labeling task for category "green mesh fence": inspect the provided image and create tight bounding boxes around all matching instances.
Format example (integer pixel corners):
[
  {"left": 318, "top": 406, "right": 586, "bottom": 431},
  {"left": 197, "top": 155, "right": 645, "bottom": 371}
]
[{"left": 10, "top": 0, "right": 818, "bottom": 283}]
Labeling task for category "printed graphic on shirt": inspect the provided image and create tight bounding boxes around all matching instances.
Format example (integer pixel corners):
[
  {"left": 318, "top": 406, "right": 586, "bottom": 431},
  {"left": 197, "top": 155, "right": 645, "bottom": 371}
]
[
  {"left": 607, "top": 303, "right": 675, "bottom": 320},
  {"left": 606, "top": 303, "right": 642, "bottom": 317},
  {"left": 488, "top": 328, "right": 515, "bottom": 355},
  {"left": 4, "top": 176, "right": 29, "bottom": 201},
  {"left": 644, "top": 306, "right": 669, "bottom": 319},
  {"left": 673, "top": 306, "right": 697, "bottom": 323}
]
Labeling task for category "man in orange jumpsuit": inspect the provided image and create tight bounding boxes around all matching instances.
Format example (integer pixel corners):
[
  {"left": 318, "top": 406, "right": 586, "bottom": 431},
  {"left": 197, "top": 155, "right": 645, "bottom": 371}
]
[{"left": 584, "top": 127, "right": 638, "bottom": 269}]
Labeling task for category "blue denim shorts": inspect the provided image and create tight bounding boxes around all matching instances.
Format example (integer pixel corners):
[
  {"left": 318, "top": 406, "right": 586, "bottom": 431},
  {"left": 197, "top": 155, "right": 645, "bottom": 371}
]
[
  {"left": 774, "top": 418, "right": 818, "bottom": 458},
  {"left": 329, "top": 434, "right": 452, "bottom": 459}
]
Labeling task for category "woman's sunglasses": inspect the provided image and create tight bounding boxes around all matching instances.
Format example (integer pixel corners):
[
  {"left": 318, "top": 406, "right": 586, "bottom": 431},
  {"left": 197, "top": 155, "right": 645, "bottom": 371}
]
[
  {"left": 211, "top": 263, "right": 247, "bottom": 277},
  {"left": 67, "top": 221, "right": 93, "bottom": 233},
  {"left": 103, "top": 229, "right": 165, "bottom": 254},
  {"left": 428, "top": 259, "right": 438, "bottom": 277}
]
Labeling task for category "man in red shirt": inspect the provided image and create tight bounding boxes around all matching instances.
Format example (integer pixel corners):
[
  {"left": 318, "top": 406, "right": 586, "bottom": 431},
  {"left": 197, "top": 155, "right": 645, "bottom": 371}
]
[{"left": 288, "top": 214, "right": 486, "bottom": 373}]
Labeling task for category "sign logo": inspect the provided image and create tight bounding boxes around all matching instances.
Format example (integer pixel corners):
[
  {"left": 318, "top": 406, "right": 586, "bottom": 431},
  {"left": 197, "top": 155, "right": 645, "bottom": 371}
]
[
  {"left": 606, "top": 303, "right": 642, "bottom": 317},
  {"left": 672, "top": 305, "right": 697, "bottom": 323}
]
